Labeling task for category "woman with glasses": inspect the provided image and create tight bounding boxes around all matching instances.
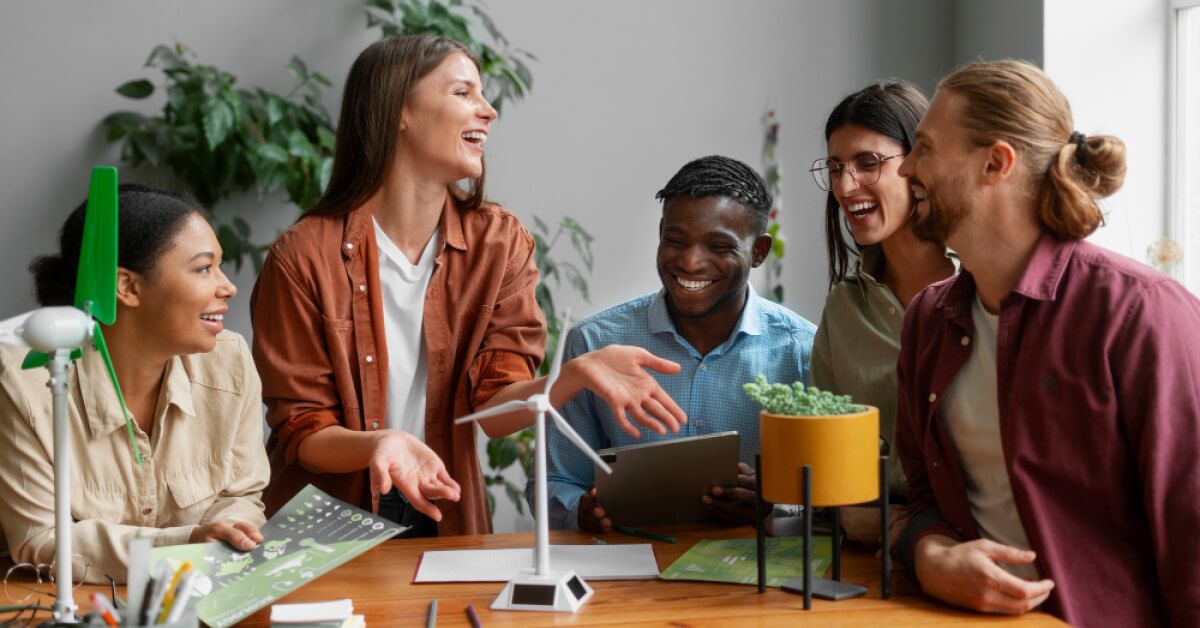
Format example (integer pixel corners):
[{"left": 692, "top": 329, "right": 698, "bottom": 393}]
[
  {"left": 807, "top": 81, "right": 955, "bottom": 545},
  {"left": 0, "top": 185, "right": 268, "bottom": 583}
]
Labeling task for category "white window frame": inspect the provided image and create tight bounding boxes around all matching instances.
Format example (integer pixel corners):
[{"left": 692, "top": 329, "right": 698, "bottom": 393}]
[{"left": 1170, "top": 0, "right": 1200, "bottom": 293}]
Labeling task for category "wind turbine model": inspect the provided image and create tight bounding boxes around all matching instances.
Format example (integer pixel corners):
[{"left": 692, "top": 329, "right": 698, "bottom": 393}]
[
  {"left": 455, "top": 312, "right": 612, "bottom": 612},
  {"left": 0, "top": 167, "right": 138, "bottom": 623}
]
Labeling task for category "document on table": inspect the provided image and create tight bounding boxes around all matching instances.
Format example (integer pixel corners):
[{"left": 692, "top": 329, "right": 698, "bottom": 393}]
[
  {"left": 151, "top": 485, "right": 406, "bottom": 628},
  {"left": 659, "top": 537, "right": 831, "bottom": 587},
  {"left": 415, "top": 544, "right": 660, "bottom": 582}
]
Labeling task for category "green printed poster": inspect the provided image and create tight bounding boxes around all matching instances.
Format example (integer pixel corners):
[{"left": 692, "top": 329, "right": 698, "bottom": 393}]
[
  {"left": 152, "top": 485, "right": 407, "bottom": 628},
  {"left": 659, "top": 537, "right": 832, "bottom": 587}
]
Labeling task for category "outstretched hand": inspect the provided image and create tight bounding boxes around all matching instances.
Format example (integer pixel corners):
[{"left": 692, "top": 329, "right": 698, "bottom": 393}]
[
  {"left": 368, "top": 431, "right": 461, "bottom": 521},
  {"left": 570, "top": 345, "right": 687, "bottom": 438}
]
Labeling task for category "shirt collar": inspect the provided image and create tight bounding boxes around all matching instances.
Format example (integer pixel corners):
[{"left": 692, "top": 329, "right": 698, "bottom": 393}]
[
  {"left": 647, "top": 285, "right": 764, "bottom": 345},
  {"left": 80, "top": 349, "right": 194, "bottom": 440},
  {"left": 1011, "top": 232, "right": 1076, "bottom": 302}
]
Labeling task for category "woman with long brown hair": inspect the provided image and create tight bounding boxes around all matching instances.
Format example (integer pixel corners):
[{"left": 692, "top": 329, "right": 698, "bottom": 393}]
[{"left": 251, "top": 35, "right": 685, "bottom": 537}]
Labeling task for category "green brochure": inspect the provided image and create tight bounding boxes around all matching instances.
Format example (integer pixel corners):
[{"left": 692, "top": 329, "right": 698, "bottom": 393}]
[
  {"left": 659, "top": 537, "right": 832, "bottom": 587},
  {"left": 151, "top": 485, "right": 407, "bottom": 628}
]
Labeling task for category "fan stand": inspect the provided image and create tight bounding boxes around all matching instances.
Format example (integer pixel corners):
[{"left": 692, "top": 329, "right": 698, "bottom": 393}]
[{"left": 49, "top": 351, "right": 80, "bottom": 623}]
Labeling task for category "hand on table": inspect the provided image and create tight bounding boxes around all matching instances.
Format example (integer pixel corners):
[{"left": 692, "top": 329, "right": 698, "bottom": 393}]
[
  {"left": 577, "top": 487, "right": 612, "bottom": 533},
  {"left": 914, "top": 535, "right": 1055, "bottom": 615},
  {"left": 190, "top": 520, "right": 263, "bottom": 551},
  {"left": 702, "top": 463, "right": 762, "bottom": 524},
  {"left": 369, "top": 430, "right": 461, "bottom": 521},
  {"left": 570, "top": 345, "right": 688, "bottom": 438}
]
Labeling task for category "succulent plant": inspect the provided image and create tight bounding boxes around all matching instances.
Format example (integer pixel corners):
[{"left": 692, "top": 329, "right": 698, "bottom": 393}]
[{"left": 743, "top": 374, "right": 863, "bottom": 416}]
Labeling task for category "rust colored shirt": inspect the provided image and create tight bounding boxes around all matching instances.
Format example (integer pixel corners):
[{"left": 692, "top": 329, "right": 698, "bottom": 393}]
[
  {"left": 895, "top": 233, "right": 1200, "bottom": 626},
  {"left": 250, "top": 199, "right": 545, "bottom": 535}
]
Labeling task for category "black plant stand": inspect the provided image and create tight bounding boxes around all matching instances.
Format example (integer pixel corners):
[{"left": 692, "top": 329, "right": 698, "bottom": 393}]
[{"left": 755, "top": 454, "right": 891, "bottom": 610}]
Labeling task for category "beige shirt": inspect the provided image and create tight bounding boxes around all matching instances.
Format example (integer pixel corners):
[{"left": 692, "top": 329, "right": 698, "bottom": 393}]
[{"left": 0, "top": 330, "right": 268, "bottom": 582}]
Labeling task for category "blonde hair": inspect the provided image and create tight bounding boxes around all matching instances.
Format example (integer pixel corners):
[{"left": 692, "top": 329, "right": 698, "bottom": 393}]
[{"left": 937, "top": 60, "right": 1125, "bottom": 239}]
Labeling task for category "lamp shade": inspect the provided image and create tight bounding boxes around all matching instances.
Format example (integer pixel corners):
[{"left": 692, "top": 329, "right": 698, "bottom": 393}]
[{"left": 759, "top": 406, "right": 879, "bottom": 506}]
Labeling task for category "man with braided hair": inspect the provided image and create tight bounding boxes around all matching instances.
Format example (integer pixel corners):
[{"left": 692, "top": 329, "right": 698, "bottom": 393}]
[
  {"left": 894, "top": 60, "right": 1200, "bottom": 626},
  {"left": 532, "top": 155, "right": 816, "bottom": 532}
]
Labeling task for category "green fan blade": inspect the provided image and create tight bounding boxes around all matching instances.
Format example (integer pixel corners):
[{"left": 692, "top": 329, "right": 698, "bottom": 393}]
[
  {"left": 92, "top": 323, "right": 141, "bottom": 465},
  {"left": 21, "top": 349, "right": 81, "bottom": 370},
  {"left": 75, "top": 167, "right": 119, "bottom": 325}
]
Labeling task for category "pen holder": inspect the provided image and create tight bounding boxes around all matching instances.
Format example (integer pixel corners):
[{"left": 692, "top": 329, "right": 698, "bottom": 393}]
[{"left": 79, "top": 608, "right": 198, "bottom": 628}]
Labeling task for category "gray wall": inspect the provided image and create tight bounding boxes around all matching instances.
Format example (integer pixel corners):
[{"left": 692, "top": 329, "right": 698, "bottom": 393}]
[
  {"left": 952, "top": 0, "right": 1044, "bottom": 66},
  {"left": 0, "top": 1, "right": 961, "bottom": 531}
]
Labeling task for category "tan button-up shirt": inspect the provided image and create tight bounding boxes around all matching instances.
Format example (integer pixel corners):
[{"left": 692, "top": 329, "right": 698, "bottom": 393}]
[
  {"left": 0, "top": 331, "right": 269, "bottom": 582},
  {"left": 250, "top": 199, "right": 545, "bottom": 535}
]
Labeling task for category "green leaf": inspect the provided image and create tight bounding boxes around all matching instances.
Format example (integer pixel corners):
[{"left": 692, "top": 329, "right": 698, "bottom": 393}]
[
  {"left": 130, "top": 130, "right": 161, "bottom": 167},
  {"left": 116, "top": 79, "right": 155, "bottom": 99},
  {"left": 202, "top": 99, "right": 235, "bottom": 150},
  {"left": 287, "top": 129, "right": 315, "bottom": 159},
  {"left": 255, "top": 142, "right": 289, "bottom": 163},
  {"left": 287, "top": 56, "right": 309, "bottom": 81},
  {"left": 532, "top": 215, "right": 550, "bottom": 237},
  {"left": 233, "top": 216, "right": 251, "bottom": 238},
  {"left": 772, "top": 237, "right": 785, "bottom": 259},
  {"left": 560, "top": 262, "right": 590, "bottom": 303},
  {"left": 504, "top": 482, "right": 525, "bottom": 516},
  {"left": 266, "top": 96, "right": 284, "bottom": 126},
  {"left": 487, "top": 435, "right": 520, "bottom": 470}
]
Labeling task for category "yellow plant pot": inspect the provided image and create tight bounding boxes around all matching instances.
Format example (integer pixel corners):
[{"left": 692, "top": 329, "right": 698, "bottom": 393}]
[{"left": 759, "top": 406, "right": 880, "bottom": 506}]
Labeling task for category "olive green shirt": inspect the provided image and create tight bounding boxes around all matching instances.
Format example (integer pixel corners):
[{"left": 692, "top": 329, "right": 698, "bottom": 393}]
[
  {"left": 0, "top": 331, "right": 268, "bottom": 582},
  {"left": 811, "top": 246, "right": 911, "bottom": 500}
]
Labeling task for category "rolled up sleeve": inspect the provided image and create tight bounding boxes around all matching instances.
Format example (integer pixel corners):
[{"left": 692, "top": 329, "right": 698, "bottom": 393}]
[
  {"left": 467, "top": 227, "right": 546, "bottom": 409},
  {"left": 251, "top": 248, "right": 343, "bottom": 464}
]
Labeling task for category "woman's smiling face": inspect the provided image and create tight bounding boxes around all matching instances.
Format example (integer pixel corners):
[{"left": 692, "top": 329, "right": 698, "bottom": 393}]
[{"left": 826, "top": 123, "right": 913, "bottom": 247}]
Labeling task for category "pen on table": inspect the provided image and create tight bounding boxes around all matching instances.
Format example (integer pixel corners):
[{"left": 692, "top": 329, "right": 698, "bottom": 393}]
[
  {"left": 157, "top": 560, "right": 192, "bottom": 623},
  {"left": 465, "top": 603, "right": 483, "bottom": 628},
  {"left": 425, "top": 598, "right": 438, "bottom": 628},
  {"left": 143, "top": 563, "right": 172, "bottom": 625},
  {"left": 89, "top": 592, "right": 120, "bottom": 627},
  {"left": 591, "top": 536, "right": 607, "bottom": 545},
  {"left": 614, "top": 525, "right": 676, "bottom": 543},
  {"left": 165, "top": 569, "right": 199, "bottom": 624}
]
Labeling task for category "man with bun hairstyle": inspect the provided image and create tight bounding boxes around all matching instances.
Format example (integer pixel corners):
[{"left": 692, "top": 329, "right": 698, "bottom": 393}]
[{"left": 893, "top": 59, "right": 1200, "bottom": 626}]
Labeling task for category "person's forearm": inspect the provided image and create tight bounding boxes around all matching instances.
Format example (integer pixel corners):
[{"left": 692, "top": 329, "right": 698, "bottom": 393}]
[
  {"left": 913, "top": 534, "right": 958, "bottom": 585},
  {"left": 296, "top": 426, "right": 383, "bottom": 473},
  {"left": 474, "top": 360, "right": 589, "bottom": 437}
]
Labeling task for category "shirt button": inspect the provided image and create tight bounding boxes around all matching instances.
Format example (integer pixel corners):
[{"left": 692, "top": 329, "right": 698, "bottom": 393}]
[
  {"left": 372, "top": 421, "right": 380, "bottom": 429},
  {"left": 928, "top": 392, "right": 937, "bottom": 403},
  {"left": 142, "top": 507, "right": 152, "bottom": 515},
  {"left": 699, "top": 364, "right": 707, "bottom": 371},
  {"left": 365, "top": 355, "right": 374, "bottom": 363},
  {"left": 961, "top": 336, "right": 970, "bottom": 346},
  {"left": 888, "top": 306, "right": 897, "bottom": 315},
  {"left": 358, "top": 284, "right": 367, "bottom": 292},
  {"left": 345, "top": 242, "right": 354, "bottom": 251}
]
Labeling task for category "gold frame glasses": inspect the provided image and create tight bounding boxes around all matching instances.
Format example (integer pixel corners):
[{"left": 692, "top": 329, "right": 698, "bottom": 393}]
[{"left": 809, "top": 153, "right": 903, "bottom": 192}]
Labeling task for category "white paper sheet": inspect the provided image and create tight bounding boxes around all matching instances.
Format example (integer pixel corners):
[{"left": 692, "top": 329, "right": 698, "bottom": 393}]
[
  {"left": 414, "top": 544, "right": 660, "bottom": 582},
  {"left": 270, "top": 598, "right": 353, "bottom": 623}
]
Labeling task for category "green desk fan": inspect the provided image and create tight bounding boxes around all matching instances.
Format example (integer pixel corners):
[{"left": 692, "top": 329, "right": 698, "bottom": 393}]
[{"left": 0, "top": 166, "right": 139, "bottom": 623}]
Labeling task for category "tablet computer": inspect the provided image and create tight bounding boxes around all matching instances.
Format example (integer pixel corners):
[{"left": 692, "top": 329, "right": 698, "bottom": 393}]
[{"left": 593, "top": 431, "right": 739, "bottom": 526}]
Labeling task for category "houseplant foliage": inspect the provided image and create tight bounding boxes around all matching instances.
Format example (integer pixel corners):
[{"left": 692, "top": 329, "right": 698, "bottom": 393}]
[
  {"left": 103, "top": 44, "right": 335, "bottom": 271},
  {"left": 743, "top": 374, "right": 862, "bottom": 416}
]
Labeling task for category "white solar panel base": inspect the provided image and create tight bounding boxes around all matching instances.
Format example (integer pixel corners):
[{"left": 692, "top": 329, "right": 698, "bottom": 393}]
[{"left": 491, "top": 568, "right": 594, "bottom": 613}]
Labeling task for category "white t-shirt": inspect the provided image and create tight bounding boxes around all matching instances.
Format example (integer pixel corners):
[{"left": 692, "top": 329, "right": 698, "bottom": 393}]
[
  {"left": 942, "top": 294, "right": 1039, "bottom": 581},
  {"left": 373, "top": 218, "right": 439, "bottom": 440}
]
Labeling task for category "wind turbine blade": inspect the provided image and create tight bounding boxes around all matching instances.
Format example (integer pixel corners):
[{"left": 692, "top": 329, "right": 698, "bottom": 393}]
[
  {"left": 75, "top": 167, "right": 119, "bottom": 325},
  {"left": 0, "top": 311, "right": 33, "bottom": 348},
  {"left": 543, "top": 309, "right": 572, "bottom": 396},
  {"left": 93, "top": 323, "right": 142, "bottom": 465},
  {"left": 547, "top": 407, "right": 611, "bottom": 475},
  {"left": 454, "top": 399, "right": 530, "bottom": 425}
]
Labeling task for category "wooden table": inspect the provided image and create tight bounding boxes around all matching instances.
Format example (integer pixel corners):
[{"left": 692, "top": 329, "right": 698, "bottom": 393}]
[{"left": 63, "top": 525, "right": 1065, "bottom": 627}]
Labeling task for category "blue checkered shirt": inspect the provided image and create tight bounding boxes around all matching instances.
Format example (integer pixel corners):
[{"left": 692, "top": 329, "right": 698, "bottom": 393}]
[{"left": 532, "top": 288, "right": 816, "bottom": 529}]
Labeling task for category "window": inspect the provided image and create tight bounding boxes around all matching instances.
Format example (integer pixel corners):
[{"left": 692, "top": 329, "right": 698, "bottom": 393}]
[{"left": 1171, "top": 1, "right": 1200, "bottom": 293}]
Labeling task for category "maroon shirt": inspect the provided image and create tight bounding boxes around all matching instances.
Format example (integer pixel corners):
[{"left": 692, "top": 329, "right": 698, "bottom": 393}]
[{"left": 895, "top": 233, "right": 1200, "bottom": 627}]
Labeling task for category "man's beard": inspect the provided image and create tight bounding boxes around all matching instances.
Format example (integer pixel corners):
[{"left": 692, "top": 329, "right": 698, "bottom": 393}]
[{"left": 911, "top": 179, "right": 970, "bottom": 245}]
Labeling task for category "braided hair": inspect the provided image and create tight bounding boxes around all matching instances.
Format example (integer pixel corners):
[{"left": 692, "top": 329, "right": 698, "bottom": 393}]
[{"left": 655, "top": 155, "right": 772, "bottom": 234}]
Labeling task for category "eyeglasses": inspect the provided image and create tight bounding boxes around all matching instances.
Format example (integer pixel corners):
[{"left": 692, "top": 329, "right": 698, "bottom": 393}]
[
  {"left": 3, "top": 557, "right": 112, "bottom": 624},
  {"left": 809, "top": 153, "right": 904, "bottom": 192}
]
